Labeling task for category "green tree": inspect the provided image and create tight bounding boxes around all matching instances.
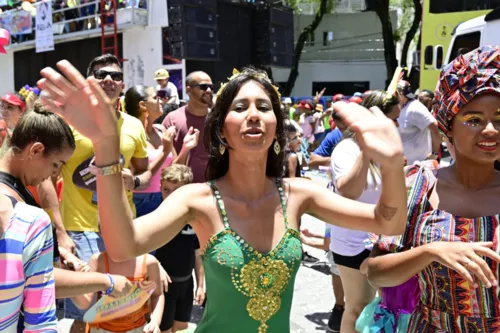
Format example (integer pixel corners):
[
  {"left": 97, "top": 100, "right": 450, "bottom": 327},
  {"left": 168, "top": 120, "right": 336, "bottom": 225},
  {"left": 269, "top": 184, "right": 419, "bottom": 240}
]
[
  {"left": 282, "top": 0, "right": 334, "bottom": 96},
  {"left": 394, "top": 0, "right": 422, "bottom": 71},
  {"left": 372, "top": 0, "right": 399, "bottom": 88},
  {"left": 374, "top": 0, "right": 422, "bottom": 86}
]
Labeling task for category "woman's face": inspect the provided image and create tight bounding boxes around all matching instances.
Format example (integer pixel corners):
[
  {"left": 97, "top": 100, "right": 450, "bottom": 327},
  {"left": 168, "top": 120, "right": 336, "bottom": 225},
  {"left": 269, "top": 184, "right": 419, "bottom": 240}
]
[
  {"left": 144, "top": 87, "right": 163, "bottom": 120},
  {"left": 287, "top": 131, "right": 301, "bottom": 152},
  {"left": 451, "top": 93, "right": 500, "bottom": 164},
  {"left": 24, "top": 143, "right": 74, "bottom": 186},
  {"left": 1, "top": 101, "right": 23, "bottom": 130},
  {"left": 222, "top": 80, "right": 277, "bottom": 155}
]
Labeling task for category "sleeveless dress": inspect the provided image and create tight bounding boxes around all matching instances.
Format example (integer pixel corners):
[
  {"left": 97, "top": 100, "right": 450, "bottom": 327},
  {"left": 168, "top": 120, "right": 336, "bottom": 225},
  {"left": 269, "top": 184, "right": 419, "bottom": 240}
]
[
  {"left": 378, "top": 162, "right": 500, "bottom": 332},
  {"left": 196, "top": 179, "right": 302, "bottom": 333},
  {"left": 88, "top": 253, "right": 150, "bottom": 333}
]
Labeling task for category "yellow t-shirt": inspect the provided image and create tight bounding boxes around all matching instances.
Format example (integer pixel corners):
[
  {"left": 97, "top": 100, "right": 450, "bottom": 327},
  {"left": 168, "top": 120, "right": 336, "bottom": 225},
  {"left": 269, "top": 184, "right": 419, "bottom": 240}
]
[{"left": 61, "top": 112, "right": 148, "bottom": 232}]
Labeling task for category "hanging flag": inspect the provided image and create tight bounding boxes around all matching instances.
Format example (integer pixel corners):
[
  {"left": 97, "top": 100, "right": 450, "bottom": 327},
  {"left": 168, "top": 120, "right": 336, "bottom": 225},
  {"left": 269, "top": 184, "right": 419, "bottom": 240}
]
[{"left": 35, "top": 0, "right": 53, "bottom": 52}]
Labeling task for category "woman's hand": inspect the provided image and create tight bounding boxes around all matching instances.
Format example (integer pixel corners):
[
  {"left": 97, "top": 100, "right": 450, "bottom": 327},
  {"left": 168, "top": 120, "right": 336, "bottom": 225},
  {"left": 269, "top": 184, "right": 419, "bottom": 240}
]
[
  {"left": 333, "top": 102, "right": 404, "bottom": 170},
  {"left": 161, "top": 126, "right": 176, "bottom": 152},
  {"left": 427, "top": 241, "right": 500, "bottom": 288},
  {"left": 37, "top": 60, "right": 118, "bottom": 144}
]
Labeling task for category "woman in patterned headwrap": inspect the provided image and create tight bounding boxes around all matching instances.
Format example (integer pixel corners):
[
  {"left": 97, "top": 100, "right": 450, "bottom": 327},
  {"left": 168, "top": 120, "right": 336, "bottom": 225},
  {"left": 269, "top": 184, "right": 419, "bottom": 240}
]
[
  {"left": 362, "top": 45, "right": 500, "bottom": 332},
  {"left": 362, "top": 46, "right": 500, "bottom": 333}
]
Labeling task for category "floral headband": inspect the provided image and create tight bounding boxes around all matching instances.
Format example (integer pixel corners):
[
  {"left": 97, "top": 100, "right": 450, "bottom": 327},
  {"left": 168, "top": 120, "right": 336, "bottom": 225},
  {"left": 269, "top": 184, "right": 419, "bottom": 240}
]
[
  {"left": 216, "top": 68, "right": 281, "bottom": 101},
  {"left": 434, "top": 45, "right": 500, "bottom": 139}
]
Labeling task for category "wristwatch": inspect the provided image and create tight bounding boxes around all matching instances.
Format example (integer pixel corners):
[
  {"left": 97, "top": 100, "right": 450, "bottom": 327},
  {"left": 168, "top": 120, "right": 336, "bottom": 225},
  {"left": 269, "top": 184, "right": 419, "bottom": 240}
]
[
  {"left": 89, "top": 156, "right": 125, "bottom": 176},
  {"left": 133, "top": 176, "right": 141, "bottom": 189}
]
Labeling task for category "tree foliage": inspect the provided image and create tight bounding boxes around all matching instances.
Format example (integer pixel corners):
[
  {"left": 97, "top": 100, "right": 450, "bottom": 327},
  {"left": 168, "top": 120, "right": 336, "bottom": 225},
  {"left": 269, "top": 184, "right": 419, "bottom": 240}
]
[{"left": 282, "top": 0, "right": 334, "bottom": 96}]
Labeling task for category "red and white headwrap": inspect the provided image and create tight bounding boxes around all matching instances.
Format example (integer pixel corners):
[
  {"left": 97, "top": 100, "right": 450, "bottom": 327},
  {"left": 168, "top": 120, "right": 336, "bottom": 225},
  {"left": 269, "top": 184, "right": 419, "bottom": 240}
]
[{"left": 1, "top": 94, "right": 26, "bottom": 111}]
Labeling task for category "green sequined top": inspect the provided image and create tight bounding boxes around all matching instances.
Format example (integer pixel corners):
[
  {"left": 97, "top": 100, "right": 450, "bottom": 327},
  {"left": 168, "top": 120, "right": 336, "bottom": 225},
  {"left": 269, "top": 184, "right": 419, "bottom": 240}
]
[{"left": 195, "top": 179, "right": 302, "bottom": 333}]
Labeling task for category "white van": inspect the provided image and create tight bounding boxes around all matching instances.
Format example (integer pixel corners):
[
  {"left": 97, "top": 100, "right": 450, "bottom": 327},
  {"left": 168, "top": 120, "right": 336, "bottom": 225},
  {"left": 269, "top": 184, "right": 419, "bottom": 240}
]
[{"left": 444, "top": 7, "right": 500, "bottom": 66}]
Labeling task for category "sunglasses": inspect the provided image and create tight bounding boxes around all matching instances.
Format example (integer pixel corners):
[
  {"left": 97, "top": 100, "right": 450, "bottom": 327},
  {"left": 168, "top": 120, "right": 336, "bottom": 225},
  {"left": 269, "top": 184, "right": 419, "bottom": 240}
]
[
  {"left": 93, "top": 69, "right": 124, "bottom": 82},
  {"left": 190, "top": 83, "right": 214, "bottom": 91}
]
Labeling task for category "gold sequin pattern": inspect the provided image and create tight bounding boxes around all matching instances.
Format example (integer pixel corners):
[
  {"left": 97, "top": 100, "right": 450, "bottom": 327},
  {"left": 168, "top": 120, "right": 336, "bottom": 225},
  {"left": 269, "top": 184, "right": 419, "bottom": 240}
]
[{"left": 204, "top": 179, "right": 301, "bottom": 333}]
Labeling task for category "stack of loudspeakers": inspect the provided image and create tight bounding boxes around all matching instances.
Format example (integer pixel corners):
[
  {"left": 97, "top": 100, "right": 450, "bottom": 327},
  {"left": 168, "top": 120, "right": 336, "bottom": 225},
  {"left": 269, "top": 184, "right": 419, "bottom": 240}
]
[
  {"left": 167, "top": 0, "right": 219, "bottom": 61},
  {"left": 253, "top": 4, "right": 294, "bottom": 68},
  {"left": 167, "top": 0, "right": 294, "bottom": 68}
]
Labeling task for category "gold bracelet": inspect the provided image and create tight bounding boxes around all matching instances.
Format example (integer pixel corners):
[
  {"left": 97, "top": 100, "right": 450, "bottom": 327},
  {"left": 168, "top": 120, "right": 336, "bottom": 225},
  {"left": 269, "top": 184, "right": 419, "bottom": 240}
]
[{"left": 89, "top": 156, "right": 124, "bottom": 176}]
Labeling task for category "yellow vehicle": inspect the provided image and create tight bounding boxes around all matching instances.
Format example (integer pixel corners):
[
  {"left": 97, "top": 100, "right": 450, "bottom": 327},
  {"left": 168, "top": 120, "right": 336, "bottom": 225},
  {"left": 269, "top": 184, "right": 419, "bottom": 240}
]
[{"left": 419, "top": 0, "right": 499, "bottom": 91}]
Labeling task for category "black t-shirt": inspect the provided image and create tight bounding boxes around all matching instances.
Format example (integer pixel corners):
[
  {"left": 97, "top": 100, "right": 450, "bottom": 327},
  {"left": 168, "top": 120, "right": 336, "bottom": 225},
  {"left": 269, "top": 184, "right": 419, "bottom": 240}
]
[
  {"left": 495, "top": 160, "right": 500, "bottom": 171},
  {"left": 154, "top": 225, "right": 199, "bottom": 278}
]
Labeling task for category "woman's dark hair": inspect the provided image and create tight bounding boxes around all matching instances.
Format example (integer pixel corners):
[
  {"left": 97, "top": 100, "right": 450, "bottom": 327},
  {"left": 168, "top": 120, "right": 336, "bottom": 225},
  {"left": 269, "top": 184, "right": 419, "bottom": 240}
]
[
  {"left": 361, "top": 90, "right": 399, "bottom": 115},
  {"left": 124, "top": 85, "right": 150, "bottom": 119},
  {"left": 284, "top": 119, "right": 297, "bottom": 135},
  {"left": 204, "top": 67, "right": 286, "bottom": 180},
  {"left": 10, "top": 100, "right": 75, "bottom": 156}
]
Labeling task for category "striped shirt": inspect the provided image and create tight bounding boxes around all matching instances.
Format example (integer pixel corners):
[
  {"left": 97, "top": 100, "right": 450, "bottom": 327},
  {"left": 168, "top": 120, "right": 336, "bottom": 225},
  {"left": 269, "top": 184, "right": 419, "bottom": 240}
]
[{"left": 0, "top": 202, "right": 57, "bottom": 332}]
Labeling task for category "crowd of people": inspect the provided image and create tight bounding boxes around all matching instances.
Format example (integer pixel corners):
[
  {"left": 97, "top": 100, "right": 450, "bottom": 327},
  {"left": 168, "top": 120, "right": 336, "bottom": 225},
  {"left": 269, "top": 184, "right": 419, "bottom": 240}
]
[{"left": 0, "top": 44, "right": 499, "bottom": 333}]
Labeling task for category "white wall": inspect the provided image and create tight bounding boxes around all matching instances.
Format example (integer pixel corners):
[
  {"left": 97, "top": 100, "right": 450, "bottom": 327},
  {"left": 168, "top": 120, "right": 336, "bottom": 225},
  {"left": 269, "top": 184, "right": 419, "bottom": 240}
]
[
  {"left": 272, "top": 60, "right": 387, "bottom": 96},
  {"left": 122, "top": 25, "right": 163, "bottom": 90},
  {"left": 0, "top": 51, "right": 15, "bottom": 96}
]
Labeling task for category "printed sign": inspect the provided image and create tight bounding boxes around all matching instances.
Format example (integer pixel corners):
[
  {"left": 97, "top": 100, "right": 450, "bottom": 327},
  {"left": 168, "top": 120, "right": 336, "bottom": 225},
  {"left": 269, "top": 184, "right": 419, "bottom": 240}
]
[
  {"left": 72, "top": 154, "right": 125, "bottom": 192},
  {"left": 35, "top": 0, "right": 54, "bottom": 52},
  {"left": 83, "top": 280, "right": 156, "bottom": 324},
  {"left": 0, "top": 10, "right": 32, "bottom": 35}
]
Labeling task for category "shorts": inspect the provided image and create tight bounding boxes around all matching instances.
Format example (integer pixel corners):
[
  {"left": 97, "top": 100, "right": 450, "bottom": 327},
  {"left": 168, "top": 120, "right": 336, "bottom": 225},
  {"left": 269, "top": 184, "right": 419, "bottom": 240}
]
[
  {"left": 332, "top": 249, "right": 371, "bottom": 270},
  {"left": 160, "top": 277, "right": 194, "bottom": 331},
  {"left": 133, "top": 192, "right": 163, "bottom": 218},
  {"left": 326, "top": 251, "right": 340, "bottom": 276},
  {"left": 64, "top": 231, "right": 106, "bottom": 321}
]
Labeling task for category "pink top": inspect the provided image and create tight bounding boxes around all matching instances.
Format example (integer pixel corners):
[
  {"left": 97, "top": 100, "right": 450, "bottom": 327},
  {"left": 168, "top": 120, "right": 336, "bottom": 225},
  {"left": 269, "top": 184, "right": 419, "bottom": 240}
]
[{"left": 135, "top": 146, "right": 173, "bottom": 193}]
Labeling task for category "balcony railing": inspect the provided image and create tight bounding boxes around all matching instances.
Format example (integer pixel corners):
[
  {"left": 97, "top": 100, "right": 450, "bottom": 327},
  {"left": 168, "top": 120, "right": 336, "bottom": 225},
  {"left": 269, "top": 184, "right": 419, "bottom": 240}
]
[{"left": 1, "top": 0, "right": 148, "bottom": 48}]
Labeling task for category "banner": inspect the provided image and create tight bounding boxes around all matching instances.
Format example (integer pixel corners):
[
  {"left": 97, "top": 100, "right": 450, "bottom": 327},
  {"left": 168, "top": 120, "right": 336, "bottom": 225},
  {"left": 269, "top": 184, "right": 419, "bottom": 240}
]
[
  {"left": 83, "top": 280, "right": 156, "bottom": 324},
  {"left": 35, "top": 0, "right": 53, "bottom": 53},
  {"left": 0, "top": 10, "right": 32, "bottom": 35},
  {"left": 148, "top": 0, "right": 168, "bottom": 27}
]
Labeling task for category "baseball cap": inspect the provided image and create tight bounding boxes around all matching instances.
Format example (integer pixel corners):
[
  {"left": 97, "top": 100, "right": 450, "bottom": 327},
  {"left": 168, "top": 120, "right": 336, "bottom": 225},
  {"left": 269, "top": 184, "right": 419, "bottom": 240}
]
[
  {"left": 283, "top": 97, "right": 292, "bottom": 104},
  {"left": 348, "top": 96, "right": 362, "bottom": 104},
  {"left": 332, "top": 94, "right": 344, "bottom": 102},
  {"left": 397, "top": 80, "right": 416, "bottom": 99},
  {"left": 353, "top": 92, "right": 363, "bottom": 97},
  {"left": 297, "top": 99, "right": 314, "bottom": 110},
  {"left": 155, "top": 69, "right": 169, "bottom": 80}
]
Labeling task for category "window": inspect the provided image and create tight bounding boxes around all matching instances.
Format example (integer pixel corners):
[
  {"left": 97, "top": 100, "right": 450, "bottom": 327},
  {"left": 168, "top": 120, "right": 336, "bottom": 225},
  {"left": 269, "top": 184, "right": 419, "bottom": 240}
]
[
  {"left": 435, "top": 45, "right": 444, "bottom": 70},
  {"left": 424, "top": 45, "right": 433, "bottom": 66},
  {"left": 323, "top": 31, "right": 333, "bottom": 46},
  {"left": 448, "top": 31, "right": 481, "bottom": 63},
  {"left": 430, "top": 0, "right": 500, "bottom": 14},
  {"left": 312, "top": 81, "right": 370, "bottom": 96},
  {"left": 307, "top": 32, "right": 315, "bottom": 46}
]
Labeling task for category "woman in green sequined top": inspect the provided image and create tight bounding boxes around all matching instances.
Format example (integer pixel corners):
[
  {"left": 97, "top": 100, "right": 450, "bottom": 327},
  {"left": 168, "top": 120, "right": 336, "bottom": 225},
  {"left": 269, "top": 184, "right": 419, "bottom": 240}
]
[{"left": 39, "top": 64, "right": 408, "bottom": 333}]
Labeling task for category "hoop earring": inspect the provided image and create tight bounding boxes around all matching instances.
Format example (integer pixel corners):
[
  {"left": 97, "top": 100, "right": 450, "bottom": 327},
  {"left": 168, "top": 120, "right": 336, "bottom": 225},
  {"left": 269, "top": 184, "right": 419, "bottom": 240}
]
[
  {"left": 273, "top": 141, "right": 281, "bottom": 155},
  {"left": 219, "top": 144, "right": 226, "bottom": 155}
]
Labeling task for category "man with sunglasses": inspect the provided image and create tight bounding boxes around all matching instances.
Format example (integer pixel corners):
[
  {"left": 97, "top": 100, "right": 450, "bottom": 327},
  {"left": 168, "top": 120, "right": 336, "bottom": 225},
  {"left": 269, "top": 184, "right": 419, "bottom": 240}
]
[
  {"left": 162, "top": 71, "right": 213, "bottom": 183},
  {"left": 38, "top": 54, "right": 151, "bottom": 333}
]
